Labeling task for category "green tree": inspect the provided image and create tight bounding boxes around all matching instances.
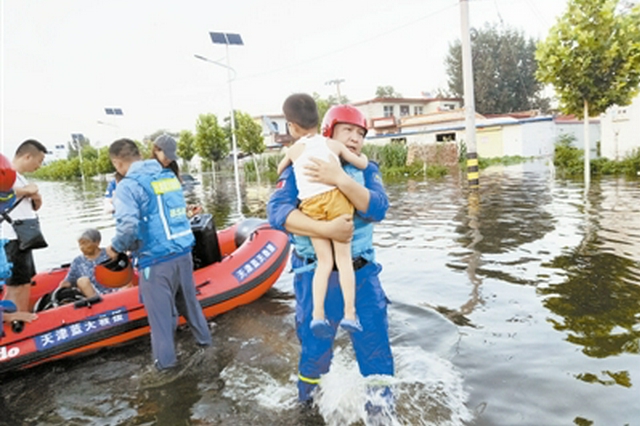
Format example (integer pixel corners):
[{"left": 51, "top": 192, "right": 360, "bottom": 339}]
[
  {"left": 96, "top": 146, "right": 115, "bottom": 174},
  {"left": 536, "top": 0, "right": 640, "bottom": 182},
  {"left": 233, "top": 111, "right": 265, "bottom": 183},
  {"left": 375, "top": 85, "right": 402, "bottom": 98},
  {"left": 446, "top": 24, "right": 550, "bottom": 114},
  {"left": 146, "top": 129, "right": 175, "bottom": 143},
  {"left": 195, "top": 113, "right": 227, "bottom": 170},
  {"left": 313, "top": 92, "right": 334, "bottom": 125},
  {"left": 177, "top": 130, "right": 196, "bottom": 172},
  {"left": 67, "top": 137, "right": 91, "bottom": 160},
  {"left": 133, "top": 140, "right": 152, "bottom": 160},
  {"left": 311, "top": 93, "right": 349, "bottom": 127},
  {"left": 233, "top": 111, "right": 265, "bottom": 156},
  {"left": 82, "top": 145, "right": 99, "bottom": 162}
]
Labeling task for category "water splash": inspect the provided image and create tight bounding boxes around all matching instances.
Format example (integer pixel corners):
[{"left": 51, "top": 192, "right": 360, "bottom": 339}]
[
  {"left": 315, "top": 346, "right": 473, "bottom": 426},
  {"left": 219, "top": 362, "right": 298, "bottom": 410}
]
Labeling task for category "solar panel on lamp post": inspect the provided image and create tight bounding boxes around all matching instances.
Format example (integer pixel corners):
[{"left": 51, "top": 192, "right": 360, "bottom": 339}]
[
  {"left": 102, "top": 107, "right": 124, "bottom": 144},
  {"left": 195, "top": 31, "right": 244, "bottom": 217}
]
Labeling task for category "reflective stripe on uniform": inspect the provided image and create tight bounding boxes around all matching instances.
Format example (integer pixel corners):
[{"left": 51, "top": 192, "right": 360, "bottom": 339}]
[{"left": 298, "top": 373, "right": 321, "bottom": 385}]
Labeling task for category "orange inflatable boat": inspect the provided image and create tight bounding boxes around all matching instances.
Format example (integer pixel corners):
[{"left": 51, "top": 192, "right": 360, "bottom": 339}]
[{"left": 0, "top": 215, "right": 290, "bottom": 374}]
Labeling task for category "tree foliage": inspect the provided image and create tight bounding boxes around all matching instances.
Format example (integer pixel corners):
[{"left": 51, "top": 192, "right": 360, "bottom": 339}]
[
  {"left": 446, "top": 24, "right": 550, "bottom": 114},
  {"left": 312, "top": 93, "right": 349, "bottom": 128},
  {"left": 33, "top": 146, "right": 115, "bottom": 180},
  {"left": 375, "top": 85, "right": 402, "bottom": 98},
  {"left": 313, "top": 92, "right": 335, "bottom": 126},
  {"left": 145, "top": 129, "right": 173, "bottom": 143},
  {"left": 177, "top": 130, "right": 196, "bottom": 162},
  {"left": 66, "top": 137, "right": 91, "bottom": 160},
  {"left": 194, "top": 113, "right": 228, "bottom": 166},
  {"left": 536, "top": 0, "right": 640, "bottom": 117},
  {"left": 233, "top": 111, "right": 265, "bottom": 156}
]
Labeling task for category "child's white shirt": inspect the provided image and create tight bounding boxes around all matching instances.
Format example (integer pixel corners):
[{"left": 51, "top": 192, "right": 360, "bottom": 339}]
[{"left": 293, "top": 135, "right": 339, "bottom": 200}]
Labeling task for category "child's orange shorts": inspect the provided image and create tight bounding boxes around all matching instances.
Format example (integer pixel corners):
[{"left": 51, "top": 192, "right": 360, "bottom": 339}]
[{"left": 299, "top": 188, "right": 354, "bottom": 221}]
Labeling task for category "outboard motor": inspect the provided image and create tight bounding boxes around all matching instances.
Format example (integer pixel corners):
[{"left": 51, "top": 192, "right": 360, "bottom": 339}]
[
  {"left": 190, "top": 213, "right": 222, "bottom": 270},
  {"left": 234, "top": 218, "right": 269, "bottom": 248}
]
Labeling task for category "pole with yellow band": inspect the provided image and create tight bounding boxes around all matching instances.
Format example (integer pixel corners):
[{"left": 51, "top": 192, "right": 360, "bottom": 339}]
[
  {"left": 460, "top": 0, "right": 478, "bottom": 189},
  {"left": 467, "top": 152, "right": 479, "bottom": 188}
]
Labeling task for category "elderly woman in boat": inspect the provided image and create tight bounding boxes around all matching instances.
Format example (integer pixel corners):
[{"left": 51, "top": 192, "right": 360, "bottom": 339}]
[{"left": 57, "top": 228, "right": 126, "bottom": 298}]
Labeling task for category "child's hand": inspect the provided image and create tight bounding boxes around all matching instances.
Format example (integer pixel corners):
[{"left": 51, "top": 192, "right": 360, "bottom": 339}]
[
  {"left": 187, "top": 204, "right": 203, "bottom": 218},
  {"left": 305, "top": 155, "right": 344, "bottom": 186}
]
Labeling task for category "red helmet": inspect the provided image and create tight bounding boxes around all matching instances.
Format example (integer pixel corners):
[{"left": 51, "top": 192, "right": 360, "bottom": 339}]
[
  {"left": 95, "top": 253, "right": 134, "bottom": 289},
  {"left": 321, "top": 105, "right": 368, "bottom": 138},
  {"left": 0, "top": 153, "right": 16, "bottom": 192}
]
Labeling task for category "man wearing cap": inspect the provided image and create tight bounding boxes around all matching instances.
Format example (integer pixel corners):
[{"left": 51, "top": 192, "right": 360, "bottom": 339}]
[{"left": 106, "top": 138, "right": 212, "bottom": 372}]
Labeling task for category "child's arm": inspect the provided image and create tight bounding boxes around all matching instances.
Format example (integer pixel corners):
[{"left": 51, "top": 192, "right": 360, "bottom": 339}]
[
  {"left": 277, "top": 154, "right": 292, "bottom": 175},
  {"left": 328, "top": 139, "right": 368, "bottom": 170}
]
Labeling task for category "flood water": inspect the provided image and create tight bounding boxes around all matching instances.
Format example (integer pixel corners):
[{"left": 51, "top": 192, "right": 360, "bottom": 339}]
[{"left": 1, "top": 161, "right": 639, "bottom": 425}]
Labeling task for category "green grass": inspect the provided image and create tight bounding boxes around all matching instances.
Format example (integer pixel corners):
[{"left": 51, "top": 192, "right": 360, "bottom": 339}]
[{"left": 553, "top": 134, "right": 640, "bottom": 177}]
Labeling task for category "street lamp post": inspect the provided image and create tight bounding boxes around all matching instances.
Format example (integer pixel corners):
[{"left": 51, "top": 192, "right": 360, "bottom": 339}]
[
  {"left": 195, "top": 31, "right": 244, "bottom": 218},
  {"left": 101, "top": 107, "right": 124, "bottom": 144}
]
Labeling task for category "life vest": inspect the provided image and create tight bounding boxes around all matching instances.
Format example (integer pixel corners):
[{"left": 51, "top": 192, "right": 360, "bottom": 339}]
[
  {"left": 0, "top": 239, "right": 12, "bottom": 282},
  {"left": 126, "top": 160, "right": 194, "bottom": 267},
  {"left": 292, "top": 164, "right": 375, "bottom": 270}
]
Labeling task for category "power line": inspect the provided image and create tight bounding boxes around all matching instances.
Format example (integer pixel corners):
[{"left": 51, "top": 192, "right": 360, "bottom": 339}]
[
  {"left": 325, "top": 79, "right": 345, "bottom": 102},
  {"left": 237, "top": 1, "right": 459, "bottom": 82}
]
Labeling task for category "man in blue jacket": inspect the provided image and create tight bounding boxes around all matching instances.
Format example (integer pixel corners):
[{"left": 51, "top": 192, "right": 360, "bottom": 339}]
[
  {"left": 106, "top": 138, "right": 212, "bottom": 371},
  {"left": 267, "top": 105, "right": 394, "bottom": 408}
]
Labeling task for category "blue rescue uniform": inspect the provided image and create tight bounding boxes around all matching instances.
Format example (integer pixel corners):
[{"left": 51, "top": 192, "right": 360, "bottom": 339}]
[
  {"left": 112, "top": 160, "right": 212, "bottom": 369},
  {"left": 267, "top": 162, "right": 394, "bottom": 401}
]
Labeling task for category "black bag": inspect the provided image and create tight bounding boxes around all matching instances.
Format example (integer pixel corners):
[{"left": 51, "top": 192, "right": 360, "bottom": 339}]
[
  {"left": 0, "top": 197, "right": 48, "bottom": 251},
  {"left": 12, "top": 217, "right": 48, "bottom": 251}
]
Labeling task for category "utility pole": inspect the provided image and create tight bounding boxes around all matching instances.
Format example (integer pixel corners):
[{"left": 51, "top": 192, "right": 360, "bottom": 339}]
[
  {"left": 460, "top": 0, "right": 478, "bottom": 189},
  {"left": 325, "top": 79, "right": 345, "bottom": 103},
  {"left": 71, "top": 133, "right": 85, "bottom": 182}
]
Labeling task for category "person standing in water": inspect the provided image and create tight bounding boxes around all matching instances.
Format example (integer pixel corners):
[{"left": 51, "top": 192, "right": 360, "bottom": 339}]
[{"left": 268, "top": 105, "right": 394, "bottom": 414}]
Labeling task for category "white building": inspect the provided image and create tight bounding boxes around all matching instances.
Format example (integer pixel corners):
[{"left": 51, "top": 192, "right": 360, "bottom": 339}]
[
  {"left": 367, "top": 113, "right": 595, "bottom": 161},
  {"left": 600, "top": 94, "right": 640, "bottom": 160},
  {"left": 254, "top": 114, "right": 290, "bottom": 147},
  {"left": 554, "top": 115, "right": 600, "bottom": 159},
  {"left": 352, "top": 96, "right": 463, "bottom": 135}
]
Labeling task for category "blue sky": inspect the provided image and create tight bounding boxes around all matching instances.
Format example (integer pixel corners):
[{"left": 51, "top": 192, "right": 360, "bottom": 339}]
[{"left": 1, "top": 0, "right": 568, "bottom": 155}]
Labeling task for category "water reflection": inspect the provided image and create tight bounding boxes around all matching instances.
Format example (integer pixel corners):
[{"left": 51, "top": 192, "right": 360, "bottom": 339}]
[
  {"left": 539, "top": 179, "right": 640, "bottom": 359},
  {"left": 6, "top": 163, "right": 640, "bottom": 425},
  {"left": 452, "top": 165, "right": 555, "bottom": 255}
]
